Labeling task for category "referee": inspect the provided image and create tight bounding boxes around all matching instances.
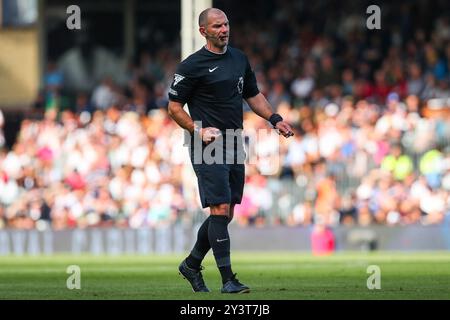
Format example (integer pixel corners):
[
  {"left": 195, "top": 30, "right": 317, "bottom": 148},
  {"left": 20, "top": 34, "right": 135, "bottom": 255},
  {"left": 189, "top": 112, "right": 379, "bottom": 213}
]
[{"left": 168, "top": 8, "right": 293, "bottom": 293}]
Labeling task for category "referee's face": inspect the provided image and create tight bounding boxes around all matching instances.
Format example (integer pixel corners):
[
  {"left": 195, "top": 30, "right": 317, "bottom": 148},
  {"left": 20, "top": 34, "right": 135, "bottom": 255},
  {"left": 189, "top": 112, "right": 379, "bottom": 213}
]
[{"left": 202, "top": 12, "right": 229, "bottom": 49}]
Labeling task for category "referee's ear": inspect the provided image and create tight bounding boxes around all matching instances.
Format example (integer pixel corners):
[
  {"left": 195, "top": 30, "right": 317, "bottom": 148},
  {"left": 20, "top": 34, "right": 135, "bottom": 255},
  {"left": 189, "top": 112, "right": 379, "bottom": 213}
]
[{"left": 199, "top": 27, "right": 207, "bottom": 38}]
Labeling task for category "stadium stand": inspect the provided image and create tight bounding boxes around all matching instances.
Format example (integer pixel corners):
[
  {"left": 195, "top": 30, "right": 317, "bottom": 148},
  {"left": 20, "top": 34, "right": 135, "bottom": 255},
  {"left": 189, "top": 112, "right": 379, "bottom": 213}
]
[{"left": 0, "top": 0, "right": 449, "bottom": 230}]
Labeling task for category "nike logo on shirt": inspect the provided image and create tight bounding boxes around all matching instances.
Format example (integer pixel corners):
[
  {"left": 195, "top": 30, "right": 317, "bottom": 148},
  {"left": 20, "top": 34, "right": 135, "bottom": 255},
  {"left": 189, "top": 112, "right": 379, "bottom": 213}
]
[
  {"left": 209, "top": 66, "right": 219, "bottom": 72},
  {"left": 216, "top": 238, "right": 228, "bottom": 242}
]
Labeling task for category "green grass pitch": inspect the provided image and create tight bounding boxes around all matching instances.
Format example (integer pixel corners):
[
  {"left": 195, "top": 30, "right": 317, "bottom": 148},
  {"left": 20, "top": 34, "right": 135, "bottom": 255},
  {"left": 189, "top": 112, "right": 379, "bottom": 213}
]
[{"left": 0, "top": 252, "right": 449, "bottom": 299}]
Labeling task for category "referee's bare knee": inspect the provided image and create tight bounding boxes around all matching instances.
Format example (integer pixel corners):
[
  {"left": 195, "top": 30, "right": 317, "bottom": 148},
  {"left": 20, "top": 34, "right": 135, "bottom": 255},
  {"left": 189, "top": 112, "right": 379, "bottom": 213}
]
[{"left": 210, "top": 203, "right": 230, "bottom": 216}]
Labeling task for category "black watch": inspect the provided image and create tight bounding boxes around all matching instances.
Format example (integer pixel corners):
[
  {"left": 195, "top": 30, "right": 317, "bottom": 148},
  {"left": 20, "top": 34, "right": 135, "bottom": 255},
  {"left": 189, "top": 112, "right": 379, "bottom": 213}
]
[{"left": 269, "top": 113, "right": 283, "bottom": 128}]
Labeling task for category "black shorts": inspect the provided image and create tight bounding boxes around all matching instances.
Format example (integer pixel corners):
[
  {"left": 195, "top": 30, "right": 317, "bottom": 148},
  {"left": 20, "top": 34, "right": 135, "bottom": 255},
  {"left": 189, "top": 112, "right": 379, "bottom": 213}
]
[{"left": 192, "top": 163, "right": 245, "bottom": 208}]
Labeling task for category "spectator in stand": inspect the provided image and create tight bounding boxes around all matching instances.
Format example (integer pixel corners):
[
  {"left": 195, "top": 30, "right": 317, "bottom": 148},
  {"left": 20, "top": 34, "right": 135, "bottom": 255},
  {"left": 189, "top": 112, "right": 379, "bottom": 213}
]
[{"left": 381, "top": 144, "right": 414, "bottom": 182}]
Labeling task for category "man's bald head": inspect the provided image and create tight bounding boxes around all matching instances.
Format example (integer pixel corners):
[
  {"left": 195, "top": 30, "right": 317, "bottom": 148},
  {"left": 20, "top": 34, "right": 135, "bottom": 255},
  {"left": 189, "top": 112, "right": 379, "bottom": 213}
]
[
  {"left": 198, "top": 8, "right": 226, "bottom": 27},
  {"left": 198, "top": 8, "right": 229, "bottom": 52}
]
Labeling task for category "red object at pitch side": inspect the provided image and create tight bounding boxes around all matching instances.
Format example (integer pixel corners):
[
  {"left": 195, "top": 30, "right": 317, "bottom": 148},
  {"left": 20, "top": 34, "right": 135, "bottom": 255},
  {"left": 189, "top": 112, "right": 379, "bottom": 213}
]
[{"left": 311, "top": 224, "right": 336, "bottom": 256}]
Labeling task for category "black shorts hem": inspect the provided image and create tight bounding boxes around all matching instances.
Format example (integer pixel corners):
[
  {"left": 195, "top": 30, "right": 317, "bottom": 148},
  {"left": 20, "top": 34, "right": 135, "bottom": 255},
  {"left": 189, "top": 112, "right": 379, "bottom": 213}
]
[
  {"left": 230, "top": 199, "right": 242, "bottom": 205},
  {"left": 201, "top": 197, "right": 231, "bottom": 209}
]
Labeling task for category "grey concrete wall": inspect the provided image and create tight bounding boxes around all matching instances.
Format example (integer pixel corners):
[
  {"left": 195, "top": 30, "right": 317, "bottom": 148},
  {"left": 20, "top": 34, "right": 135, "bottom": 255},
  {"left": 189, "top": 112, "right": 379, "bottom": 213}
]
[{"left": 0, "top": 224, "right": 450, "bottom": 255}]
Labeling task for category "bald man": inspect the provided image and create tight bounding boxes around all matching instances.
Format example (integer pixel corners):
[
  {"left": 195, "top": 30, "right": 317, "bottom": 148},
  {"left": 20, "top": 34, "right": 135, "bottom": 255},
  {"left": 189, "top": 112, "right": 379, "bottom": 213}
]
[{"left": 168, "top": 8, "right": 293, "bottom": 294}]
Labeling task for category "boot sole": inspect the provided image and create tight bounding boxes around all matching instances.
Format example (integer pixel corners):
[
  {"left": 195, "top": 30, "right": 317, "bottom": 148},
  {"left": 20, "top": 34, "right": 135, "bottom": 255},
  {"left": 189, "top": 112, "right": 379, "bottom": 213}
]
[{"left": 221, "top": 288, "right": 251, "bottom": 294}]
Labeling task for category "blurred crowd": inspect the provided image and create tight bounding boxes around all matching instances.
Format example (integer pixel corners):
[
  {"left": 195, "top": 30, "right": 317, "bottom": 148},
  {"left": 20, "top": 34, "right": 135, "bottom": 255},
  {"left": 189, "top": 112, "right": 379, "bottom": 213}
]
[{"left": 1, "top": 1, "right": 450, "bottom": 229}]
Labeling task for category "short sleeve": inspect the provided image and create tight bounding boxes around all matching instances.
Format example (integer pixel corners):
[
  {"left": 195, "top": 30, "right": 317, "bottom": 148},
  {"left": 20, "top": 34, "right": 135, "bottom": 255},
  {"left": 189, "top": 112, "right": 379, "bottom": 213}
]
[
  {"left": 168, "top": 62, "right": 198, "bottom": 104},
  {"left": 242, "top": 56, "right": 260, "bottom": 99}
]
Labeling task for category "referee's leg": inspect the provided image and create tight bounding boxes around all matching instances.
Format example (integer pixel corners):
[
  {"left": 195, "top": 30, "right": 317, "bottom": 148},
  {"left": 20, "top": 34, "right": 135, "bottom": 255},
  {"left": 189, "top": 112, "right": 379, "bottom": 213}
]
[{"left": 209, "top": 203, "right": 250, "bottom": 293}]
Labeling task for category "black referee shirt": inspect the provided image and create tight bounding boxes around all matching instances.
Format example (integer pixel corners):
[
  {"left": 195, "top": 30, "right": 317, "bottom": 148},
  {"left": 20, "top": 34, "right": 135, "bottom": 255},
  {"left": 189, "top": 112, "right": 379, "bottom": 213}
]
[{"left": 168, "top": 46, "right": 260, "bottom": 131}]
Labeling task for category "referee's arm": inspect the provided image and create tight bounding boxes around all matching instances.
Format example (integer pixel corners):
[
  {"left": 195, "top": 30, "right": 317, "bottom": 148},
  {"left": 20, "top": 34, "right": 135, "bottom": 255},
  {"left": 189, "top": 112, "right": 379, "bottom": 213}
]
[
  {"left": 246, "top": 93, "right": 294, "bottom": 138},
  {"left": 168, "top": 101, "right": 221, "bottom": 143},
  {"left": 167, "top": 101, "right": 195, "bottom": 134}
]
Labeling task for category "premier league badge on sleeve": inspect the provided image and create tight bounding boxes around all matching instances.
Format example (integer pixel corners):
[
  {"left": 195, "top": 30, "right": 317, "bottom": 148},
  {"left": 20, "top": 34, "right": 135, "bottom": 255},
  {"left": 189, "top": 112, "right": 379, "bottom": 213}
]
[{"left": 173, "top": 74, "right": 185, "bottom": 86}]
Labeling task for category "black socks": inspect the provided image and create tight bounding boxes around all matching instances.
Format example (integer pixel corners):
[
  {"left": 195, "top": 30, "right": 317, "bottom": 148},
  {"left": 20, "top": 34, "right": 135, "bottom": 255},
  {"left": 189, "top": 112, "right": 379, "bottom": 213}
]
[
  {"left": 186, "top": 216, "right": 211, "bottom": 270},
  {"left": 208, "top": 215, "right": 234, "bottom": 283},
  {"left": 186, "top": 214, "right": 234, "bottom": 283},
  {"left": 219, "top": 266, "right": 234, "bottom": 284}
]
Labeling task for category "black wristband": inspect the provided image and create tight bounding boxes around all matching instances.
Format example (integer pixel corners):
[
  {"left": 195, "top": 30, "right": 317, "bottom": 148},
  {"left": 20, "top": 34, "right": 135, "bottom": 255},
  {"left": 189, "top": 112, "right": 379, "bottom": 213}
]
[{"left": 269, "top": 113, "right": 283, "bottom": 127}]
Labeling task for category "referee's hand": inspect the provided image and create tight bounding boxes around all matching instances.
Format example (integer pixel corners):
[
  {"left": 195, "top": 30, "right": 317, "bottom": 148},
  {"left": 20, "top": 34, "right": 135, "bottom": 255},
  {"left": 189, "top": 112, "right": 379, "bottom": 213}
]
[
  {"left": 275, "top": 121, "right": 294, "bottom": 138},
  {"left": 201, "top": 127, "right": 222, "bottom": 144}
]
